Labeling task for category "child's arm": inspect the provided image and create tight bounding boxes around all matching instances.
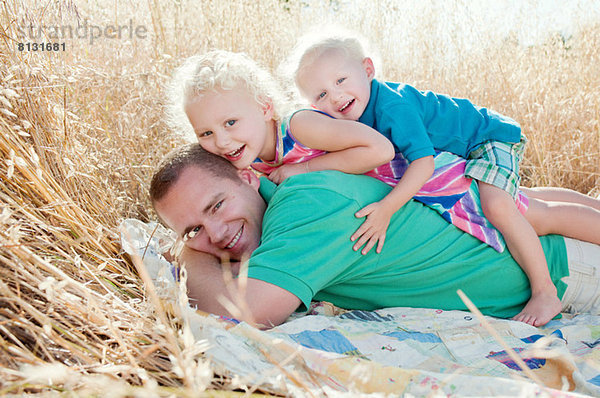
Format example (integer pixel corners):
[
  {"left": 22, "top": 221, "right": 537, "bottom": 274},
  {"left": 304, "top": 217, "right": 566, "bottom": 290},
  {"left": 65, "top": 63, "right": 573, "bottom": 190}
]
[
  {"left": 351, "top": 155, "right": 434, "bottom": 254},
  {"left": 268, "top": 110, "right": 395, "bottom": 183}
]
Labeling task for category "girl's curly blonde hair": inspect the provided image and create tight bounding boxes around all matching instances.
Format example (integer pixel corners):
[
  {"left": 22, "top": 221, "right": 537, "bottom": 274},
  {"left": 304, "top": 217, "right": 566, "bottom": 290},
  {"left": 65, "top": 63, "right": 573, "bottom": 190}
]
[{"left": 167, "top": 50, "right": 285, "bottom": 142}]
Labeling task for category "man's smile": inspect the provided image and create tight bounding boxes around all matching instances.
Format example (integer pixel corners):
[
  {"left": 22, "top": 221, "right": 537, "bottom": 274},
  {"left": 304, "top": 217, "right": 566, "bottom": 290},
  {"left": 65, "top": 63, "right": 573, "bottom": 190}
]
[{"left": 225, "top": 225, "right": 243, "bottom": 249}]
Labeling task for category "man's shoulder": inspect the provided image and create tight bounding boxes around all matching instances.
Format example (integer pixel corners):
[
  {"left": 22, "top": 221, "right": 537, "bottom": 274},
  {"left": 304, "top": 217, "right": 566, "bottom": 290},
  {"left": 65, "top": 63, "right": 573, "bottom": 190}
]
[
  {"left": 283, "top": 170, "right": 385, "bottom": 189},
  {"left": 269, "top": 171, "right": 390, "bottom": 207}
]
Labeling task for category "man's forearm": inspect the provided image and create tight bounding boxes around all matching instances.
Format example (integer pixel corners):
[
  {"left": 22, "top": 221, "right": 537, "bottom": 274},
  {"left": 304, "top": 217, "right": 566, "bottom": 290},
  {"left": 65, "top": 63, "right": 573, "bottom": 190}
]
[
  {"left": 180, "top": 247, "right": 239, "bottom": 316},
  {"left": 179, "top": 246, "right": 301, "bottom": 329}
]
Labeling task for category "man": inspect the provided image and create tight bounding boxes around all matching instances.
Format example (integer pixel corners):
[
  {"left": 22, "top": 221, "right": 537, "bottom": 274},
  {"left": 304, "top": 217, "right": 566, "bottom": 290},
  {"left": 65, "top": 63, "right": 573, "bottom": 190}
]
[{"left": 150, "top": 144, "right": 600, "bottom": 328}]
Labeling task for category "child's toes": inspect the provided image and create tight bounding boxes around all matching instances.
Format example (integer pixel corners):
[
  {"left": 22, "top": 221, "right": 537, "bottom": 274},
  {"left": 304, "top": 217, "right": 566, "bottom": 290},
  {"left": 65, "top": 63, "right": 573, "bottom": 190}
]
[
  {"left": 512, "top": 311, "right": 527, "bottom": 323},
  {"left": 526, "top": 316, "right": 537, "bottom": 326}
]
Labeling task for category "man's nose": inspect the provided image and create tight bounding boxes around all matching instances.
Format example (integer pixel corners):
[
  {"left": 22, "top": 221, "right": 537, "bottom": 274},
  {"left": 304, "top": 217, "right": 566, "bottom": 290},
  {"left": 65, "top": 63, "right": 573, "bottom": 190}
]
[{"left": 204, "top": 219, "right": 227, "bottom": 245}]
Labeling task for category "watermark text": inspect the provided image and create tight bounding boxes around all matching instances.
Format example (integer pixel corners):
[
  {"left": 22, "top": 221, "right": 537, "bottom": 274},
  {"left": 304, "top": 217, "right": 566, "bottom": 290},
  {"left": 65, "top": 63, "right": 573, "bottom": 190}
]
[{"left": 16, "top": 19, "right": 148, "bottom": 45}]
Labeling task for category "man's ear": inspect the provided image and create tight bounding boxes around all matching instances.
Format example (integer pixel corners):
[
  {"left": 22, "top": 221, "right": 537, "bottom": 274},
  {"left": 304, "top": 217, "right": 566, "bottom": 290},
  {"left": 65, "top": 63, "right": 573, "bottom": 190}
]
[
  {"left": 261, "top": 97, "right": 275, "bottom": 121},
  {"left": 238, "top": 168, "right": 260, "bottom": 190},
  {"left": 363, "top": 57, "right": 375, "bottom": 80}
]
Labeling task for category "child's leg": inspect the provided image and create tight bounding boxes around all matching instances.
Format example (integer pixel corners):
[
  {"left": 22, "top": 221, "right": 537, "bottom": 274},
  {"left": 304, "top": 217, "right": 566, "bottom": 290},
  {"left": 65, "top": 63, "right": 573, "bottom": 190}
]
[
  {"left": 479, "top": 182, "right": 562, "bottom": 327},
  {"left": 524, "top": 198, "right": 600, "bottom": 245},
  {"left": 521, "top": 186, "right": 600, "bottom": 211}
]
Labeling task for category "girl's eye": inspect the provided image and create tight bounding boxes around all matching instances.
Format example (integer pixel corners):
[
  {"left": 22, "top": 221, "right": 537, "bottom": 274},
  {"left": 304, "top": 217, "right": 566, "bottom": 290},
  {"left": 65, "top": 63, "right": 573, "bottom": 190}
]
[
  {"left": 337, "top": 77, "right": 346, "bottom": 84},
  {"left": 318, "top": 91, "right": 326, "bottom": 100},
  {"left": 198, "top": 131, "right": 213, "bottom": 138},
  {"left": 226, "top": 120, "right": 236, "bottom": 127}
]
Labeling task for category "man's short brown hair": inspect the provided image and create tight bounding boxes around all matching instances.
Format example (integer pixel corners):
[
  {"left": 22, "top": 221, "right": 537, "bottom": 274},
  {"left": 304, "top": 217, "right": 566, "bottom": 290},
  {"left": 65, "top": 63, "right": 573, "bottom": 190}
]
[{"left": 150, "top": 143, "right": 241, "bottom": 203}]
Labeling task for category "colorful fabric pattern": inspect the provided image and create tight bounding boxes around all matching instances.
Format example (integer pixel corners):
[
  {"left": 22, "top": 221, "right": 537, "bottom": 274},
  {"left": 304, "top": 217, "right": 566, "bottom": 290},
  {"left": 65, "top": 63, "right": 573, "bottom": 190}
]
[
  {"left": 252, "top": 111, "right": 527, "bottom": 252},
  {"left": 465, "top": 136, "right": 528, "bottom": 200},
  {"left": 250, "top": 113, "right": 327, "bottom": 175},
  {"left": 205, "top": 305, "right": 600, "bottom": 397},
  {"left": 270, "top": 304, "right": 599, "bottom": 396},
  {"left": 367, "top": 150, "right": 530, "bottom": 252}
]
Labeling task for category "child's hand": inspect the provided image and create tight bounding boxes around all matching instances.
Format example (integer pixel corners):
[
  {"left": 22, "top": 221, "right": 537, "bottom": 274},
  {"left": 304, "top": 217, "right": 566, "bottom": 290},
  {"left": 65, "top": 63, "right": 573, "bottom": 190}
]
[
  {"left": 350, "top": 201, "right": 394, "bottom": 255},
  {"left": 268, "top": 163, "right": 309, "bottom": 184}
]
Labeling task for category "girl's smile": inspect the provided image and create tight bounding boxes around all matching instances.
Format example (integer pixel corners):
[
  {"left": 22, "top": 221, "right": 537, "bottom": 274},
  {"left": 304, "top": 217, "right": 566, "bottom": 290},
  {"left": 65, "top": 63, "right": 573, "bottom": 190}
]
[{"left": 184, "top": 85, "right": 277, "bottom": 169}]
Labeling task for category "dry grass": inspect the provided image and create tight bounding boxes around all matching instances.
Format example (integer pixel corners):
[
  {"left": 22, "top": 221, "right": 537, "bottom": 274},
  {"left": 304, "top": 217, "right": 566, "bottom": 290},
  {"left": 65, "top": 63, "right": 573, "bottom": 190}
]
[{"left": 0, "top": 0, "right": 598, "bottom": 395}]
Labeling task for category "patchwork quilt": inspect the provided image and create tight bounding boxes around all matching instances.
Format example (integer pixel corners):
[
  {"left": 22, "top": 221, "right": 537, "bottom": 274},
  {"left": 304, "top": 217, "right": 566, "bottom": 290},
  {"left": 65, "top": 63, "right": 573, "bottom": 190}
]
[{"left": 121, "top": 219, "right": 600, "bottom": 396}]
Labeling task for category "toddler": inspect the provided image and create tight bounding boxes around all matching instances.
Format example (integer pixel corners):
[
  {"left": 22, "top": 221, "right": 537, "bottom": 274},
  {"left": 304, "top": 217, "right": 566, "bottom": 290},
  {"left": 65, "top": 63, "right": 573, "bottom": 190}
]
[{"left": 285, "top": 30, "right": 600, "bottom": 327}]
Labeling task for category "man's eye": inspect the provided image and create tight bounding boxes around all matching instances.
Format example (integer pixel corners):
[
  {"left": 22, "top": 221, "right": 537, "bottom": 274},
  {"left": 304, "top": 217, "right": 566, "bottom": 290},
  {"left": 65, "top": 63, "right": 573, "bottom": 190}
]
[
  {"left": 185, "top": 226, "right": 202, "bottom": 240},
  {"left": 198, "top": 131, "right": 213, "bottom": 138},
  {"left": 226, "top": 120, "right": 236, "bottom": 127},
  {"left": 214, "top": 200, "right": 223, "bottom": 211}
]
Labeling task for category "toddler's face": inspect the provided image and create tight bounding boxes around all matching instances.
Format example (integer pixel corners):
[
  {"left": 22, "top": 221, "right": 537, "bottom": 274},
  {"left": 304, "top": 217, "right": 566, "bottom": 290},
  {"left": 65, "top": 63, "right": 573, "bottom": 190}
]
[
  {"left": 297, "top": 49, "right": 374, "bottom": 121},
  {"left": 185, "top": 86, "right": 274, "bottom": 169}
]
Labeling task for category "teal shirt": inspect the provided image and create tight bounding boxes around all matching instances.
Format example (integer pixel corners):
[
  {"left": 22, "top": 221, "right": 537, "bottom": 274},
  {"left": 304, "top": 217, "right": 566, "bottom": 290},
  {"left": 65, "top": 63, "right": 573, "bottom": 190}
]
[
  {"left": 358, "top": 79, "right": 522, "bottom": 161},
  {"left": 248, "top": 171, "right": 568, "bottom": 318}
]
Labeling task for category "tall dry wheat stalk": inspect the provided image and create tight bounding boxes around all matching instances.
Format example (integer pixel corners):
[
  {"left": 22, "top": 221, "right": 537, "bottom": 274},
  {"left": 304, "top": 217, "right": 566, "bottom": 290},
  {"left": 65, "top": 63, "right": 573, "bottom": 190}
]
[{"left": 0, "top": 0, "right": 598, "bottom": 395}]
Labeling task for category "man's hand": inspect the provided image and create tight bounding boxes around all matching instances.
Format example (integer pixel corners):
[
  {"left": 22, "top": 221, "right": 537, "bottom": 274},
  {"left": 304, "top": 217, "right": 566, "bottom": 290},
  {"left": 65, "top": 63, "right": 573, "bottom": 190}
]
[
  {"left": 268, "top": 162, "right": 309, "bottom": 184},
  {"left": 350, "top": 201, "right": 395, "bottom": 255}
]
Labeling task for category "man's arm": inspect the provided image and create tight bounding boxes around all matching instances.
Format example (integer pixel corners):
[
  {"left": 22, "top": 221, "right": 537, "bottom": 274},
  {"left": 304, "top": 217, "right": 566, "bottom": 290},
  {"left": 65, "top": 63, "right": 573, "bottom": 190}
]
[{"left": 180, "top": 246, "right": 301, "bottom": 329}]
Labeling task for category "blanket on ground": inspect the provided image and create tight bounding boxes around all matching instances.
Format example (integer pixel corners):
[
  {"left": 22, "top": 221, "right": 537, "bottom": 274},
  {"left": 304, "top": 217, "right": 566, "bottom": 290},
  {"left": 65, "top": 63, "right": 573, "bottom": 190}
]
[{"left": 120, "top": 219, "right": 600, "bottom": 397}]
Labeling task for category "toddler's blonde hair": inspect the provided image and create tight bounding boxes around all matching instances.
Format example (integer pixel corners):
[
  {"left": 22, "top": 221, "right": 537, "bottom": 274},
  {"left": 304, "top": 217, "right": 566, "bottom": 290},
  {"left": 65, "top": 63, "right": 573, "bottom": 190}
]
[
  {"left": 280, "top": 26, "right": 378, "bottom": 94},
  {"left": 167, "top": 50, "right": 284, "bottom": 142}
]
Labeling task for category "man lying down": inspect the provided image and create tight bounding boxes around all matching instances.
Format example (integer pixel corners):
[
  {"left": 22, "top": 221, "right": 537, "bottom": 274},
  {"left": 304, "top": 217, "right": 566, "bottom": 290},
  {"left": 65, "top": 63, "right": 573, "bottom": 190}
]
[{"left": 149, "top": 144, "right": 600, "bottom": 329}]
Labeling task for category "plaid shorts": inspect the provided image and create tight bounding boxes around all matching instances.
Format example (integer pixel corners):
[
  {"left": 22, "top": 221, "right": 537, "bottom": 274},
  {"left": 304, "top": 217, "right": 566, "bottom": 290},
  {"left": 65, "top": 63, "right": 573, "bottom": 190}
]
[{"left": 464, "top": 136, "right": 527, "bottom": 200}]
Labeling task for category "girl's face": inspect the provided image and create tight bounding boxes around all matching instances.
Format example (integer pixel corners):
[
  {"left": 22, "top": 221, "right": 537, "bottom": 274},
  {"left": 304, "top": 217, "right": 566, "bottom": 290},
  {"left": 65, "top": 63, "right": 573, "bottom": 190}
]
[
  {"left": 297, "top": 49, "right": 374, "bottom": 121},
  {"left": 185, "top": 85, "right": 276, "bottom": 169}
]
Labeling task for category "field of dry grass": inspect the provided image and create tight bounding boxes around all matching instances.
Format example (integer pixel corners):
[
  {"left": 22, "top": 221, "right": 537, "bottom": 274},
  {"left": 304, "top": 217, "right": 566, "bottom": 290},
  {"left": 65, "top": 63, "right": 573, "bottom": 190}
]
[{"left": 1, "top": 0, "right": 598, "bottom": 395}]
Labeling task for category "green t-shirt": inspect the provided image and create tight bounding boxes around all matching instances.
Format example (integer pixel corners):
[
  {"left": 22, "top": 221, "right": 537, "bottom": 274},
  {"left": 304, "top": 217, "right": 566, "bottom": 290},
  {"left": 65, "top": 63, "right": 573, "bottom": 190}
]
[{"left": 247, "top": 171, "right": 569, "bottom": 319}]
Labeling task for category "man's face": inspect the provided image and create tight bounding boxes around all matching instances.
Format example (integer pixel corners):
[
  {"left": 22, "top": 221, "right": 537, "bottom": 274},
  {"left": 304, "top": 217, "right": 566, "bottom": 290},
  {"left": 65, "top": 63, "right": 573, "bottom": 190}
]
[
  {"left": 297, "top": 48, "right": 374, "bottom": 121},
  {"left": 154, "top": 166, "right": 266, "bottom": 261}
]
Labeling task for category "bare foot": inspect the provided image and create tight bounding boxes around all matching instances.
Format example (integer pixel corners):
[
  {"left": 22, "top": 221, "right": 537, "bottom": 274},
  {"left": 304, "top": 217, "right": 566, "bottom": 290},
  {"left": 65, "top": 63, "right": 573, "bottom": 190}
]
[{"left": 512, "top": 291, "right": 563, "bottom": 327}]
